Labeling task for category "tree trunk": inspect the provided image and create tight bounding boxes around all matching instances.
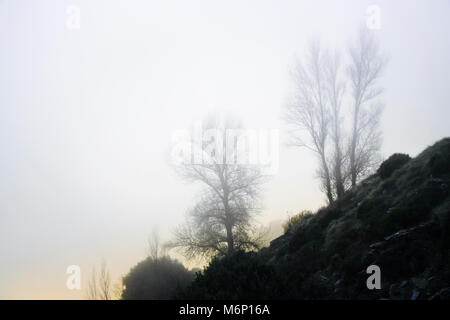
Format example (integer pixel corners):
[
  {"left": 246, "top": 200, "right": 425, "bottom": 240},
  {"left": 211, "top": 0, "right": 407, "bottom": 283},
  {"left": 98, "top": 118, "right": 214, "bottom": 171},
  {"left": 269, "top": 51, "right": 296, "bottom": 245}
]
[
  {"left": 334, "top": 161, "right": 345, "bottom": 199},
  {"left": 320, "top": 153, "right": 334, "bottom": 204},
  {"left": 350, "top": 103, "right": 359, "bottom": 188},
  {"left": 223, "top": 195, "right": 234, "bottom": 255},
  {"left": 225, "top": 223, "right": 234, "bottom": 255},
  {"left": 333, "top": 134, "right": 345, "bottom": 199},
  {"left": 350, "top": 138, "right": 357, "bottom": 187}
]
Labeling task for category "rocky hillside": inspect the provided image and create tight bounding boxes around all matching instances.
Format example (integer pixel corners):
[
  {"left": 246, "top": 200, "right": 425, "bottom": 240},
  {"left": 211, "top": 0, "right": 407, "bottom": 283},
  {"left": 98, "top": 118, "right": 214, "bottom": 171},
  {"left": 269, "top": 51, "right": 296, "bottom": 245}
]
[{"left": 180, "top": 138, "right": 450, "bottom": 300}]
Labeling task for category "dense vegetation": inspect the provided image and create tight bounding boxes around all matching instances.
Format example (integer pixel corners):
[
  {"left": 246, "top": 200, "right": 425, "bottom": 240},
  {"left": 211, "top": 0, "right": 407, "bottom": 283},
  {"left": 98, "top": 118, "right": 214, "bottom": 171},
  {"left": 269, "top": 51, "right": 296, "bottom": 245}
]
[
  {"left": 122, "top": 138, "right": 449, "bottom": 300},
  {"left": 178, "top": 138, "right": 450, "bottom": 300}
]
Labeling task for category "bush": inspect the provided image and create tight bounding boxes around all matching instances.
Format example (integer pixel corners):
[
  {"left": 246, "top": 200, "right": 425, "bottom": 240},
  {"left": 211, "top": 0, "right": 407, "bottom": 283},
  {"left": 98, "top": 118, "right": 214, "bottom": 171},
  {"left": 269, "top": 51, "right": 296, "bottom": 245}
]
[
  {"left": 282, "top": 210, "right": 313, "bottom": 232},
  {"left": 357, "top": 196, "right": 388, "bottom": 220},
  {"left": 287, "top": 240, "right": 324, "bottom": 275},
  {"left": 316, "top": 208, "right": 341, "bottom": 228},
  {"left": 377, "top": 153, "right": 411, "bottom": 179},
  {"left": 297, "top": 274, "right": 333, "bottom": 299},
  {"left": 389, "top": 205, "right": 431, "bottom": 229},
  {"left": 121, "top": 256, "right": 194, "bottom": 300},
  {"left": 288, "top": 221, "right": 322, "bottom": 252},
  {"left": 326, "top": 228, "right": 361, "bottom": 256},
  {"left": 360, "top": 213, "right": 396, "bottom": 242},
  {"left": 179, "top": 251, "right": 282, "bottom": 299},
  {"left": 429, "top": 151, "right": 450, "bottom": 177},
  {"left": 440, "top": 208, "right": 450, "bottom": 254}
]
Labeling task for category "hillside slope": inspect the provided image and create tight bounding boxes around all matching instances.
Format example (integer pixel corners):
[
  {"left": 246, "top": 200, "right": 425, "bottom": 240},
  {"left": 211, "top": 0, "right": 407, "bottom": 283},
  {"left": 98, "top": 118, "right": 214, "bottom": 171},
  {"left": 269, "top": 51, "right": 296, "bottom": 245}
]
[{"left": 180, "top": 138, "right": 450, "bottom": 300}]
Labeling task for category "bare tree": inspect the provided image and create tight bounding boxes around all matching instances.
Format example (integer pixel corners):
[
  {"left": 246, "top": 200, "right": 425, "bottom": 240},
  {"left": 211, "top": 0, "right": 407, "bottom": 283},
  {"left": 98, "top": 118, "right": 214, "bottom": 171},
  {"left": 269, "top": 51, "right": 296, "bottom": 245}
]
[
  {"left": 286, "top": 29, "right": 386, "bottom": 200},
  {"left": 347, "top": 28, "right": 386, "bottom": 187},
  {"left": 147, "top": 227, "right": 167, "bottom": 261},
  {"left": 325, "top": 50, "right": 347, "bottom": 199},
  {"left": 285, "top": 39, "right": 334, "bottom": 204},
  {"left": 87, "top": 266, "right": 98, "bottom": 300},
  {"left": 170, "top": 115, "right": 268, "bottom": 260},
  {"left": 86, "top": 260, "right": 112, "bottom": 300},
  {"left": 98, "top": 260, "right": 111, "bottom": 300}
]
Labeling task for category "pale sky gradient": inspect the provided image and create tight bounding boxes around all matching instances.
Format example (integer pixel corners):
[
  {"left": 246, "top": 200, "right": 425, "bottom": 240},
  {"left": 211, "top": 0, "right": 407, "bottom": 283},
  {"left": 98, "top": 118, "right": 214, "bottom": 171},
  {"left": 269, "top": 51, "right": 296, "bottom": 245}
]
[{"left": 0, "top": 0, "right": 449, "bottom": 299}]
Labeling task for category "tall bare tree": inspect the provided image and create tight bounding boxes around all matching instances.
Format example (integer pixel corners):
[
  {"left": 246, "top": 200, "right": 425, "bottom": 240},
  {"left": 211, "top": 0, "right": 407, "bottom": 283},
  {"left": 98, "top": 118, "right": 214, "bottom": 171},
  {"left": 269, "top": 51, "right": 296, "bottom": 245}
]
[
  {"left": 348, "top": 28, "right": 386, "bottom": 187},
  {"left": 286, "top": 29, "right": 386, "bottom": 201},
  {"left": 170, "top": 115, "right": 267, "bottom": 259},
  {"left": 285, "top": 39, "right": 334, "bottom": 204},
  {"left": 325, "top": 50, "right": 347, "bottom": 199}
]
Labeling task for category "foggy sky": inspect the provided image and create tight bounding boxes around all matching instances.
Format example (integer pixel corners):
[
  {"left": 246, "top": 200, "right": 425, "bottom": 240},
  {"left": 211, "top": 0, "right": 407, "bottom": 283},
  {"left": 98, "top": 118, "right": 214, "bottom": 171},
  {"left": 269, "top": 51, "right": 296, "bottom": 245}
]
[{"left": 1, "top": 0, "right": 449, "bottom": 299}]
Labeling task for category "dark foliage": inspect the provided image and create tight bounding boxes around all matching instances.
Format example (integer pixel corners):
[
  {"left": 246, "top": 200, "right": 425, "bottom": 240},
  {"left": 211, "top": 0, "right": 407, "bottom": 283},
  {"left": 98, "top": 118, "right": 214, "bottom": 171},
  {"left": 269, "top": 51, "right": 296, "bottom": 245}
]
[
  {"left": 316, "top": 207, "right": 342, "bottom": 228},
  {"left": 429, "top": 148, "right": 450, "bottom": 177},
  {"left": 178, "top": 251, "right": 282, "bottom": 299},
  {"left": 121, "top": 256, "right": 194, "bottom": 300},
  {"left": 288, "top": 220, "right": 322, "bottom": 252},
  {"left": 440, "top": 208, "right": 450, "bottom": 254},
  {"left": 377, "top": 153, "right": 411, "bottom": 179},
  {"left": 166, "top": 138, "right": 450, "bottom": 300}
]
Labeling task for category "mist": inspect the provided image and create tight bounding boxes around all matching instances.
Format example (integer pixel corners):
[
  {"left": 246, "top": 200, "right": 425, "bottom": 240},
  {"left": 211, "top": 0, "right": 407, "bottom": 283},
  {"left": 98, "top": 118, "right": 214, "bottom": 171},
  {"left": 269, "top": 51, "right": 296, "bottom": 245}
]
[{"left": 1, "top": 0, "right": 449, "bottom": 299}]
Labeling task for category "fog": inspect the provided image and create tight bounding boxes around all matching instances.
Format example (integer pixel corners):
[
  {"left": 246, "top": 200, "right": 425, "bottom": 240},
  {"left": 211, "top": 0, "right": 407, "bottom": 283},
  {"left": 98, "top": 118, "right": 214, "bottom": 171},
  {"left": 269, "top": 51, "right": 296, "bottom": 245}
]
[{"left": 0, "top": 0, "right": 449, "bottom": 299}]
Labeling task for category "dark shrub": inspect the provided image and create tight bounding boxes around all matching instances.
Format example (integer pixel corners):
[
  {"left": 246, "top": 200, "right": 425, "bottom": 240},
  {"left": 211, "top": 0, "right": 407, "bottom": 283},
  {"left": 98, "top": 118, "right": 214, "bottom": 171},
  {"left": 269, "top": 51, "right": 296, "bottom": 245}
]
[
  {"left": 377, "top": 237, "right": 435, "bottom": 281},
  {"left": 316, "top": 208, "right": 341, "bottom": 228},
  {"left": 122, "top": 256, "right": 194, "bottom": 300},
  {"left": 289, "top": 221, "right": 322, "bottom": 251},
  {"left": 380, "top": 177, "right": 397, "bottom": 192},
  {"left": 293, "top": 240, "right": 324, "bottom": 274},
  {"left": 416, "top": 183, "right": 448, "bottom": 207},
  {"left": 179, "top": 251, "right": 282, "bottom": 299},
  {"left": 429, "top": 151, "right": 450, "bottom": 177},
  {"left": 389, "top": 205, "right": 431, "bottom": 229},
  {"left": 361, "top": 212, "right": 397, "bottom": 242},
  {"left": 341, "top": 250, "right": 364, "bottom": 276},
  {"left": 357, "top": 196, "right": 388, "bottom": 220},
  {"left": 440, "top": 208, "right": 450, "bottom": 254},
  {"left": 328, "top": 253, "right": 343, "bottom": 272},
  {"left": 297, "top": 274, "right": 333, "bottom": 299},
  {"left": 327, "top": 229, "right": 361, "bottom": 255},
  {"left": 377, "top": 153, "right": 411, "bottom": 179}
]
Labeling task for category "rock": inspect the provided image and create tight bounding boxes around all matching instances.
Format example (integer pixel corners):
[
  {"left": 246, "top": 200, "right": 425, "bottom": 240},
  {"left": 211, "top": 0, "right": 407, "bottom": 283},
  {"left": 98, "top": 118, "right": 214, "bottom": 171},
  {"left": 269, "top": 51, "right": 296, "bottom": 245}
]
[
  {"left": 411, "top": 289, "right": 420, "bottom": 300},
  {"left": 429, "top": 288, "right": 450, "bottom": 300},
  {"left": 389, "top": 282, "right": 416, "bottom": 300},
  {"left": 389, "top": 283, "right": 402, "bottom": 300},
  {"left": 383, "top": 221, "right": 436, "bottom": 242},
  {"left": 369, "top": 241, "right": 385, "bottom": 249},
  {"left": 319, "top": 275, "right": 329, "bottom": 282},
  {"left": 411, "top": 277, "right": 428, "bottom": 290},
  {"left": 384, "top": 229, "right": 409, "bottom": 241}
]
